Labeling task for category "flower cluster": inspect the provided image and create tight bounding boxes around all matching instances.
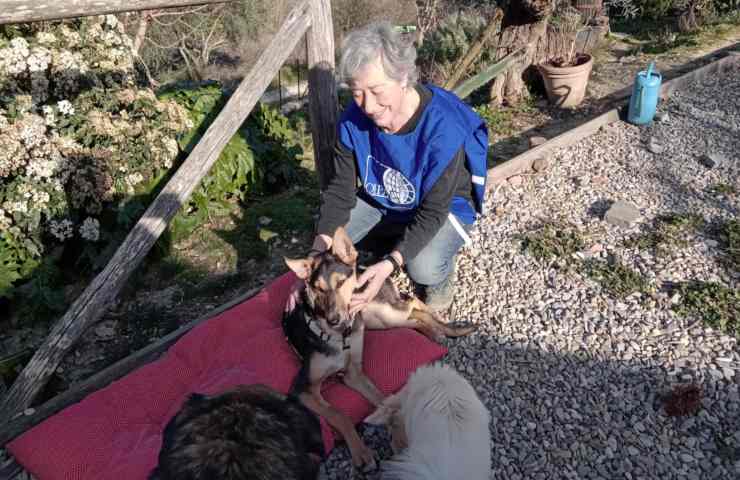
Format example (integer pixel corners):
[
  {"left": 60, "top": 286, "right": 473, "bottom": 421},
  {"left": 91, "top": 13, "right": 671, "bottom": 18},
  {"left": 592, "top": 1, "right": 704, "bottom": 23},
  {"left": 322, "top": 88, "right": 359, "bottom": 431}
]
[{"left": 0, "top": 17, "right": 192, "bottom": 295}]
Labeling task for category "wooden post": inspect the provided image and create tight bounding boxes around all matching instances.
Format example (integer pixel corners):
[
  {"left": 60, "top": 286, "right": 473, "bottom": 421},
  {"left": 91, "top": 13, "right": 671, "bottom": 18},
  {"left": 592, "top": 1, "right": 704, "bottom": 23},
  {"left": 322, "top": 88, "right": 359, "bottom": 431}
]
[
  {"left": 306, "top": 0, "right": 338, "bottom": 191},
  {"left": 0, "top": 0, "right": 312, "bottom": 425},
  {"left": 0, "top": 0, "right": 231, "bottom": 24}
]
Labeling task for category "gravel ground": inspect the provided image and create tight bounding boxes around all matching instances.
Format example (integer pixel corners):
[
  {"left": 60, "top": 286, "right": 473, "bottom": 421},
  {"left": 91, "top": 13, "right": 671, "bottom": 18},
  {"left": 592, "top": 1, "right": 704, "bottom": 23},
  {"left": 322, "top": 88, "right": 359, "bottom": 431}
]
[
  {"left": 318, "top": 63, "right": 740, "bottom": 479},
  {"left": 3, "top": 64, "right": 738, "bottom": 480}
]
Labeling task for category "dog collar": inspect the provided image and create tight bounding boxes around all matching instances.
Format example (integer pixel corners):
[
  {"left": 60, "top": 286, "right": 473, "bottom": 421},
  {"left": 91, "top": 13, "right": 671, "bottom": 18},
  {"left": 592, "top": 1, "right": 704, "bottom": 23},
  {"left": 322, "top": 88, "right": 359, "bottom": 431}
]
[{"left": 303, "top": 311, "right": 351, "bottom": 350}]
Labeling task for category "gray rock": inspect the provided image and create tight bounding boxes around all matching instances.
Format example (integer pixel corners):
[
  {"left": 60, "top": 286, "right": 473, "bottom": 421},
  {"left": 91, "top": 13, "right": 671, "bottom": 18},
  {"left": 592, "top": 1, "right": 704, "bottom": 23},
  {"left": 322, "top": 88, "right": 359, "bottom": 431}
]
[
  {"left": 532, "top": 156, "right": 551, "bottom": 172},
  {"left": 656, "top": 112, "right": 670, "bottom": 123},
  {"left": 647, "top": 139, "right": 665, "bottom": 154},
  {"left": 604, "top": 201, "right": 641, "bottom": 228},
  {"left": 698, "top": 152, "right": 727, "bottom": 169},
  {"left": 94, "top": 320, "right": 118, "bottom": 339},
  {"left": 529, "top": 136, "right": 548, "bottom": 148}
]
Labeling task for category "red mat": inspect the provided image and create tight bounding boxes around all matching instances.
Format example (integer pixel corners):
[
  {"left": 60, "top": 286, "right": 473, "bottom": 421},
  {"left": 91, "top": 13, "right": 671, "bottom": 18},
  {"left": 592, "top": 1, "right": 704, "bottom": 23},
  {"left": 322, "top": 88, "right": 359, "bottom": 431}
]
[{"left": 7, "top": 272, "right": 447, "bottom": 480}]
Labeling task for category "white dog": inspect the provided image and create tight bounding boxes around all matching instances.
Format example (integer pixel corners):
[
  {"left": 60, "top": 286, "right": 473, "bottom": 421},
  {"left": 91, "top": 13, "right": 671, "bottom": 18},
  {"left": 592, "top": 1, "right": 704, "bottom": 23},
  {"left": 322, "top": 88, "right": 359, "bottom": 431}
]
[{"left": 364, "top": 363, "right": 491, "bottom": 479}]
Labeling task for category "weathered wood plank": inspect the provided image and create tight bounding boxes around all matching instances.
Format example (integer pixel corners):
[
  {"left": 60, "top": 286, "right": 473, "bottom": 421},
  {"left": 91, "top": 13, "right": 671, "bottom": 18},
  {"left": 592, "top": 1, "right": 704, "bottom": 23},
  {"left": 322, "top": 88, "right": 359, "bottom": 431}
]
[
  {"left": 0, "top": 287, "right": 260, "bottom": 446},
  {"left": 486, "top": 52, "right": 740, "bottom": 185},
  {"left": 659, "top": 53, "right": 738, "bottom": 97},
  {"left": 487, "top": 108, "right": 622, "bottom": 184},
  {"left": 306, "top": 0, "right": 337, "bottom": 191},
  {"left": 0, "top": 0, "right": 312, "bottom": 425},
  {"left": 0, "top": 0, "right": 232, "bottom": 25}
]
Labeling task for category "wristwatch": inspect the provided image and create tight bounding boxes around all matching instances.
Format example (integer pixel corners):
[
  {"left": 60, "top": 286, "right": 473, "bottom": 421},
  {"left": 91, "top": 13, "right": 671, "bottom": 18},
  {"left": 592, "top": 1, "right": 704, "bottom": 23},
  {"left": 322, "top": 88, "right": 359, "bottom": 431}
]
[{"left": 382, "top": 254, "right": 402, "bottom": 276}]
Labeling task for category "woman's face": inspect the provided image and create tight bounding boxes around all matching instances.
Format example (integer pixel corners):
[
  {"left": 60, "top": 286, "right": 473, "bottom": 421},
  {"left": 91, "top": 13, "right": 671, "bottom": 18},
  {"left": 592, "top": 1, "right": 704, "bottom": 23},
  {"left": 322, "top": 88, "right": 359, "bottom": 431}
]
[{"left": 349, "top": 56, "right": 406, "bottom": 132}]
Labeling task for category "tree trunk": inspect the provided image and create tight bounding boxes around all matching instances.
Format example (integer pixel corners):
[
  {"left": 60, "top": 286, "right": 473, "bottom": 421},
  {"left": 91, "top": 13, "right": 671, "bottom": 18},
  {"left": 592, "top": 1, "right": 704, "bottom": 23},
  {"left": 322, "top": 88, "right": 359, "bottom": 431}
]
[{"left": 490, "top": 0, "right": 577, "bottom": 105}]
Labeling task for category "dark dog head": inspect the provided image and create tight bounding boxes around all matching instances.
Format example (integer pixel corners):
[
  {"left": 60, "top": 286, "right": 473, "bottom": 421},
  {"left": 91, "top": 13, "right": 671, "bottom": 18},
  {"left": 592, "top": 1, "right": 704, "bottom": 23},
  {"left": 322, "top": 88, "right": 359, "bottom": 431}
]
[
  {"left": 285, "top": 227, "right": 359, "bottom": 334},
  {"left": 149, "top": 384, "right": 323, "bottom": 480}
]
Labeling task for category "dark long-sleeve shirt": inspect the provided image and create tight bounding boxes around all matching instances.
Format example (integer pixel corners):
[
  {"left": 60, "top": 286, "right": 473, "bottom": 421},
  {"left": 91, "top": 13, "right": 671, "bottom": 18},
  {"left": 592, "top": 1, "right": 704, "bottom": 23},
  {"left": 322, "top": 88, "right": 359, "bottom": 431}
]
[{"left": 316, "top": 85, "right": 473, "bottom": 261}]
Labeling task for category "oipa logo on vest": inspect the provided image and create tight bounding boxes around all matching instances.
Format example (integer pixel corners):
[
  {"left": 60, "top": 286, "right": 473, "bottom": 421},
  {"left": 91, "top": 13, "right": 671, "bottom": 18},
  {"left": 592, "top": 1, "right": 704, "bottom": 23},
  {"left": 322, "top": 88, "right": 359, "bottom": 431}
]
[{"left": 363, "top": 155, "right": 416, "bottom": 207}]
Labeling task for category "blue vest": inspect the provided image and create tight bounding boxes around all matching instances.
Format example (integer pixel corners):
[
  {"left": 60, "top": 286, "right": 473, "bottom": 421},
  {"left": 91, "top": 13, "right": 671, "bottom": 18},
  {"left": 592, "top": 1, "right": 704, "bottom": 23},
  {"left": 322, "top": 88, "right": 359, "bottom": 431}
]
[{"left": 338, "top": 85, "right": 488, "bottom": 224}]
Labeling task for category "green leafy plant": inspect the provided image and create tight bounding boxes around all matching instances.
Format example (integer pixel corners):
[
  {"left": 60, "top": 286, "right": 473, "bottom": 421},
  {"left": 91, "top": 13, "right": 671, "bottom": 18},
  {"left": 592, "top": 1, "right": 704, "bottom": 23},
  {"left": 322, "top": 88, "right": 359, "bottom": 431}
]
[
  {"left": 672, "top": 281, "right": 739, "bottom": 337},
  {"left": 453, "top": 48, "right": 524, "bottom": 100},
  {"left": 716, "top": 218, "right": 740, "bottom": 272},
  {"left": 708, "top": 183, "right": 737, "bottom": 196},
  {"left": 581, "top": 256, "right": 652, "bottom": 297},
  {"left": 0, "top": 17, "right": 190, "bottom": 307},
  {"left": 518, "top": 222, "right": 586, "bottom": 261},
  {"left": 623, "top": 212, "right": 704, "bottom": 254},
  {"left": 158, "top": 82, "right": 302, "bottom": 242},
  {"left": 417, "top": 11, "right": 492, "bottom": 84}
]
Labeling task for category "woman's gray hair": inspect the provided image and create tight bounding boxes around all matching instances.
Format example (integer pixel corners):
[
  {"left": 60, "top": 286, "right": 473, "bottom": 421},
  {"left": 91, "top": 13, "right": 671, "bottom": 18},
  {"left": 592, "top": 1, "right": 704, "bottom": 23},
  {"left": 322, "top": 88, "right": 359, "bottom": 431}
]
[{"left": 339, "top": 21, "right": 418, "bottom": 87}]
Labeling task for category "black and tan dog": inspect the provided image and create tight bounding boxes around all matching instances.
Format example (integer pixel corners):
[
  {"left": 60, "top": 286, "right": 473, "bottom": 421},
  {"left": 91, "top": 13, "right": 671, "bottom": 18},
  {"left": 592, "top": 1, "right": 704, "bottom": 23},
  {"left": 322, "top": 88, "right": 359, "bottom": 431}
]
[
  {"left": 282, "top": 227, "right": 475, "bottom": 470},
  {"left": 149, "top": 384, "right": 324, "bottom": 480}
]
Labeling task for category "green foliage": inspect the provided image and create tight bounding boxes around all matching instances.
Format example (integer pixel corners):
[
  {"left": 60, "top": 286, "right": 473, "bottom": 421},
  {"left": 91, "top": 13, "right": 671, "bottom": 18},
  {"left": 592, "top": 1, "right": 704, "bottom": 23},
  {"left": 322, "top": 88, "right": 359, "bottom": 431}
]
[
  {"left": 453, "top": 48, "right": 524, "bottom": 100},
  {"left": 673, "top": 281, "right": 740, "bottom": 337},
  {"left": 518, "top": 222, "right": 586, "bottom": 261},
  {"left": 12, "top": 256, "right": 66, "bottom": 320},
  {"left": 215, "top": 188, "right": 319, "bottom": 261},
  {"left": 0, "top": 17, "right": 190, "bottom": 310},
  {"left": 623, "top": 212, "right": 704, "bottom": 254},
  {"left": 0, "top": 228, "right": 40, "bottom": 298},
  {"left": 417, "top": 11, "right": 492, "bottom": 84},
  {"left": 708, "top": 183, "right": 737, "bottom": 196},
  {"left": 581, "top": 257, "right": 653, "bottom": 297},
  {"left": 717, "top": 218, "right": 740, "bottom": 272},
  {"left": 158, "top": 82, "right": 302, "bottom": 242}
]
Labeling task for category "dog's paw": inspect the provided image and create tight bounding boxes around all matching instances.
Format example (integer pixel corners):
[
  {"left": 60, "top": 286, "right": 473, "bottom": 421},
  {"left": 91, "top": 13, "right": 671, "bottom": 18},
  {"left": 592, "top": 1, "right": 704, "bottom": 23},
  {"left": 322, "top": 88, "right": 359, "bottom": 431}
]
[{"left": 351, "top": 444, "right": 378, "bottom": 473}]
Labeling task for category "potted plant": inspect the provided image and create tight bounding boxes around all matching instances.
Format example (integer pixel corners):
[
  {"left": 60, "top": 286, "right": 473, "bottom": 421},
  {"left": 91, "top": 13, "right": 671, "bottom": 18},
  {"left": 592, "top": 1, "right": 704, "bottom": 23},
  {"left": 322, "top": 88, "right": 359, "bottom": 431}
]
[{"left": 538, "top": 6, "right": 594, "bottom": 108}]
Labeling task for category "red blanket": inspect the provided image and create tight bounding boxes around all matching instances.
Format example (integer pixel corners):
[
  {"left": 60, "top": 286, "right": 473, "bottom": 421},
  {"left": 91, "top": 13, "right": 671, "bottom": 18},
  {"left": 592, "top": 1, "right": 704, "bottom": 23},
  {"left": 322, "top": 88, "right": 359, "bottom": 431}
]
[{"left": 7, "top": 273, "right": 447, "bottom": 479}]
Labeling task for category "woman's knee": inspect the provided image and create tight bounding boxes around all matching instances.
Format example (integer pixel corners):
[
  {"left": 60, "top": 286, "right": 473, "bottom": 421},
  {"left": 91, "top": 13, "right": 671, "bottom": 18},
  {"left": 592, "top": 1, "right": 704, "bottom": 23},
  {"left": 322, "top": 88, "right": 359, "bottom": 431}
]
[{"left": 405, "top": 254, "right": 451, "bottom": 286}]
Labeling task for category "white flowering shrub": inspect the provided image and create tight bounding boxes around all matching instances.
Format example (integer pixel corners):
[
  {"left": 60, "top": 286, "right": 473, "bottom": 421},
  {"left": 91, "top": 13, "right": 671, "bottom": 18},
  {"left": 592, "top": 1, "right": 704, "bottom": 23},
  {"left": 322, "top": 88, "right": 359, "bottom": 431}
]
[{"left": 0, "top": 17, "right": 191, "bottom": 302}]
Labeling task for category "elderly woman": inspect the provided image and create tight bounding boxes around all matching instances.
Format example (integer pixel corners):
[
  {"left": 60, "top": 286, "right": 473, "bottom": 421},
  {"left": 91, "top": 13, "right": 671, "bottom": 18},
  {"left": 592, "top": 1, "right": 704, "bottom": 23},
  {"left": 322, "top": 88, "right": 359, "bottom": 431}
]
[{"left": 300, "top": 21, "right": 488, "bottom": 313}]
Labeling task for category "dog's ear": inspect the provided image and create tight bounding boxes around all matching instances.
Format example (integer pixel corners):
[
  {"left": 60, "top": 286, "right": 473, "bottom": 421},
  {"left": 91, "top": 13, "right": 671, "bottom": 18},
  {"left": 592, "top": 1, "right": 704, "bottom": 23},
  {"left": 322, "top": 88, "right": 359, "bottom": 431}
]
[
  {"left": 285, "top": 257, "right": 313, "bottom": 279},
  {"left": 363, "top": 394, "right": 401, "bottom": 425},
  {"left": 331, "top": 227, "right": 357, "bottom": 265}
]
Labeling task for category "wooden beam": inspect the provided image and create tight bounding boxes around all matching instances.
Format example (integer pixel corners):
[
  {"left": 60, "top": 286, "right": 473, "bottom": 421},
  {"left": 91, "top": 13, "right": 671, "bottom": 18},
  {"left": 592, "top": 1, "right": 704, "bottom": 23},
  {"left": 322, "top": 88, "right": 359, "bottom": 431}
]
[
  {"left": 659, "top": 52, "right": 738, "bottom": 97},
  {"left": 0, "top": 0, "right": 312, "bottom": 425},
  {"left": 0, "top": 0, "right": 233, "bottom": 25},
  {"left": 0, "top": 287, "right": 260, "bottom": 446},
  {"left": 306, "top": 0, "right": 337, "bottom": 191},
  {"left": 487, "top": 108, "right": 622, "bottom": 184}
]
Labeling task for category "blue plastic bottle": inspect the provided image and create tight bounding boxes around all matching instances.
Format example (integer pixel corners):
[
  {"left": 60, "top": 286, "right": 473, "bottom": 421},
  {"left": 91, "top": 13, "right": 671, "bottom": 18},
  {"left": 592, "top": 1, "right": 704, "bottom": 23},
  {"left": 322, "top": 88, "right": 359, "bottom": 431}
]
[{"left": 627, "top": 62, "right": 662, "bottom": 125}]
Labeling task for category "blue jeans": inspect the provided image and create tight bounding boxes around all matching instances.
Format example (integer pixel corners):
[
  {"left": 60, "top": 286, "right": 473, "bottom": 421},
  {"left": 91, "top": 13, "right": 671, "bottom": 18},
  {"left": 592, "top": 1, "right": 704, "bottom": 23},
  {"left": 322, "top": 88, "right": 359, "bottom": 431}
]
[{"left": 343, "top": 197, "right": 473, "bottom": 287}]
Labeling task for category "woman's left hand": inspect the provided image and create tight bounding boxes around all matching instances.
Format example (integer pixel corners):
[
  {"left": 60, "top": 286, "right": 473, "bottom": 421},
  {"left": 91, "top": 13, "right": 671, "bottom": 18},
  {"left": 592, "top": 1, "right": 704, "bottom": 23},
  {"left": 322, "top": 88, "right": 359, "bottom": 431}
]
[{"left": 350, "top": 260, "right": 394, "bottom": 314}]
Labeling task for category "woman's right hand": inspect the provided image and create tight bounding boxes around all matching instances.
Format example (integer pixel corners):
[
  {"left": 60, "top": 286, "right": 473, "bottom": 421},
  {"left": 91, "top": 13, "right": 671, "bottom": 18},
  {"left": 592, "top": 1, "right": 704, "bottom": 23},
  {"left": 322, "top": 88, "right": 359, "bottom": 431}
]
[{"left": 285, "top": 279, "right": 305, "bottom": 312}]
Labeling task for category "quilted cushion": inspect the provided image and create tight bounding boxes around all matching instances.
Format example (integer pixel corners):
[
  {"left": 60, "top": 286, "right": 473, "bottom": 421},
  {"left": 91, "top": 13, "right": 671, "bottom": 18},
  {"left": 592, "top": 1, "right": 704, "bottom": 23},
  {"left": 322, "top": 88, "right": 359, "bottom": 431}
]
[{"left": 7, "top": 272, "right": 447, "bottom": 480}]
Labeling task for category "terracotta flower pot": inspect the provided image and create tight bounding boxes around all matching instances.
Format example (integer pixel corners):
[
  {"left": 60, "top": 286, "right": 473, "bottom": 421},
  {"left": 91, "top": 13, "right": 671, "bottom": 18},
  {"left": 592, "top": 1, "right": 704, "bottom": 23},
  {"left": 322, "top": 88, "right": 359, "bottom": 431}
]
[{"left": 538, "top": 54, "right": 593, "bottom": 108}]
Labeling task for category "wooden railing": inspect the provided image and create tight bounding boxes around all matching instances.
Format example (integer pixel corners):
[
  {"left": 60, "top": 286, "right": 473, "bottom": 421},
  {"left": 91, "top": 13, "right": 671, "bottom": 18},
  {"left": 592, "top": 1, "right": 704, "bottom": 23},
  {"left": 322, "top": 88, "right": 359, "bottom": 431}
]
[
  {"left": 0, "top": 0, "right": 230, "bottom": 24},
  {"left": 0, "top": 0, "right": 336, "bottom": 426}
]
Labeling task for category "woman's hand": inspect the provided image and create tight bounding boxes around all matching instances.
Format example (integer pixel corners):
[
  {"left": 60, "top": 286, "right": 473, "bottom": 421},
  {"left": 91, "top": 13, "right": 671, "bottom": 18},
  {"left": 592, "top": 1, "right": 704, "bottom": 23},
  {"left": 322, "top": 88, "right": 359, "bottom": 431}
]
[
  {"left": 284, "top": 278, "right": 305, "bottom": 312},
  {"left": 350, "top": 260, "right": 394, "bottom": 314}
]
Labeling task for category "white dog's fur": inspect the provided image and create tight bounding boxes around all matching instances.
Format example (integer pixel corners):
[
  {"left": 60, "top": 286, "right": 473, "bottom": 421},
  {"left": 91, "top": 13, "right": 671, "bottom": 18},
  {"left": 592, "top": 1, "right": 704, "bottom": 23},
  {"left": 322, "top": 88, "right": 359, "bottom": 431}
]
[{"left": 364, "top": 363, "right": 491, "bottom": 480}]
